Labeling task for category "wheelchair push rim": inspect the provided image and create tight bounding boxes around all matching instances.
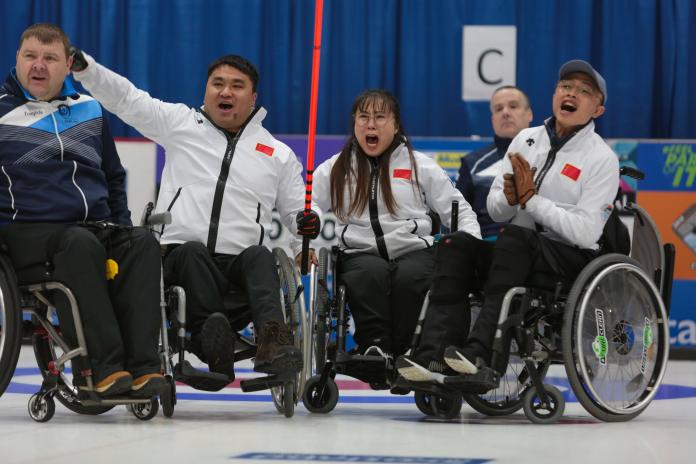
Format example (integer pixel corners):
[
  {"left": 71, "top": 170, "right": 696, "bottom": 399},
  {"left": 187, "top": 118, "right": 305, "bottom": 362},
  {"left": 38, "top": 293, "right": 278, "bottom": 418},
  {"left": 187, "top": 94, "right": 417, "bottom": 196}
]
[{"left": 564, "top": 255, "right": 669, "bottom": 418}]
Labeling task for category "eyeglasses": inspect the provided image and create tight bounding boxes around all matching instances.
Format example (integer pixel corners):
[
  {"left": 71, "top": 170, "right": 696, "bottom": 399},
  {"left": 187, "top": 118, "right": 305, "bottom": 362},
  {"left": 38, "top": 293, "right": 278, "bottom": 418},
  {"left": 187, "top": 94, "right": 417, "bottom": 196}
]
[
  {"left": 355, "top": 112, "right": 393, "bottom": 127},
  {"left": 556, "top": 80, "right": 598, "bottom": 98}
]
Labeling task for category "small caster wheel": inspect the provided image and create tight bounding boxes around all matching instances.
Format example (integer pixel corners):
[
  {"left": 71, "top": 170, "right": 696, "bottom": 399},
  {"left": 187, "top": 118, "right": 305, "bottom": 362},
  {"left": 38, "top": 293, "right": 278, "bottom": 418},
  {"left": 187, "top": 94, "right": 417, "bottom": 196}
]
[
  {"left": 522, "top": 384, "right": 565, "bottom": 424},
  {"left": 131, "top": 398, "right": 159, "bottom": 421},
  {"left": 302, "top": 375, "right": 339, "bottom": 414},
  {"left": 28, "top": 393, "right": 55, "bottom": 423}
]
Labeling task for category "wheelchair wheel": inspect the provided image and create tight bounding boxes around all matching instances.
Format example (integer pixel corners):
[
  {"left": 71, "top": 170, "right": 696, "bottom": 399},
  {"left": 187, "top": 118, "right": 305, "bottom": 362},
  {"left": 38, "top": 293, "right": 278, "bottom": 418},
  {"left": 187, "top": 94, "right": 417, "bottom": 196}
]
[
  {"left": 130, "top": 398, "right": 159, "bottom": 421},
  {"left": 522, "top": 384, "right": 565, "bottom": 424},
  {"left": 32, "top": 333, "right": 114, "bottom": 415},
  {"left": 28, "top": 393, "right": 55, "bottom": 423},
  {"left": 274, "top": 248, "right": 306, "bottom": 405},
  {"left": 160, "top": 375, "right": 176, "bottom": 418},
  {"left": 562, "top": 254, "right": 670, "bottom": 422},
  {"left": 302, "top": 374, "right": 339, "bottom": 413},
  {"left": 463, "top": 339, "right": 530, "bottom": 416},
  {"left": 0, "top": 257, "right": 21, "bottom": 398},
  {"left": 271, "top": 382, "right": 295, "bottom": 418},
  {"left": 414, "top": 391, "right": 462, "bottom": 419},
  {"left": 313, "top": 248, "right": 331, "bottom": 375}
]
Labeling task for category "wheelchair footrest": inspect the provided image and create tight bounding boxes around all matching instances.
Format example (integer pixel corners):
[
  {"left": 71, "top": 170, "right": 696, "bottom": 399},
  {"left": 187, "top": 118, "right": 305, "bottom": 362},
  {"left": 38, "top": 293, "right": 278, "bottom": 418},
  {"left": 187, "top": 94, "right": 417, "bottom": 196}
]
[
  {"left": 391, "top": 377, "right": 461, "bottom": 400},
  {"left": 240, "top": 373, "right": 293, "bottom": 393},
  {"left": 442, "top": 367, "right": 499, "bottom": 394},
  {"left": 334, "top": 351, "right": 389, "bottom": 387},
  {"left": 174, "top": 361, "right": 232, "bottom": 392}
]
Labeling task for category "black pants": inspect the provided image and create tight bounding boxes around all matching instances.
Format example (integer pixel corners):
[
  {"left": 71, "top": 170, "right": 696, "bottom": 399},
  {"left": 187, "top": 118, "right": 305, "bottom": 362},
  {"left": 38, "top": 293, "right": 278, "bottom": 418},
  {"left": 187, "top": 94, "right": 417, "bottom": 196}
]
[
  {"left": 414, "top": 232, "right": 492, "bottom": 364},
  {"left": 0, "top": 223, "right": 162, "bottom": 383},
  {"left": 163, "top": 242, "right": 283, "bottom": 336},
  {"left": 338, "top": 247, "right": 434, "bottom": 356},
  {"left": 465, "top": 224, "right": 597, "bottom": 369}
]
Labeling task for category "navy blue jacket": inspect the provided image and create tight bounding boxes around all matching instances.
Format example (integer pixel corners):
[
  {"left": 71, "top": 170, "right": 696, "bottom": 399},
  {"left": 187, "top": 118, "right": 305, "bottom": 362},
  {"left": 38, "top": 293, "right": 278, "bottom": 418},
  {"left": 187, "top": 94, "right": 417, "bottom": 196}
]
[
  {"left": 456, "top": 135, "right": 512, "bottom": 238},
  {"left": 0, "top": 71, "right": 130, "bottom": 226}
]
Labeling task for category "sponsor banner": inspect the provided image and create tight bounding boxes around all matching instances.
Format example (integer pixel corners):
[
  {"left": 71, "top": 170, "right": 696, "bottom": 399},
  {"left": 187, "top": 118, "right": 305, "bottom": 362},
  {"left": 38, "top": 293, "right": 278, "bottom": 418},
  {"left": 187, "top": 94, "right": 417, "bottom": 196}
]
[{"left": 637, "top": 143, "right": 696, "bottom": 191}]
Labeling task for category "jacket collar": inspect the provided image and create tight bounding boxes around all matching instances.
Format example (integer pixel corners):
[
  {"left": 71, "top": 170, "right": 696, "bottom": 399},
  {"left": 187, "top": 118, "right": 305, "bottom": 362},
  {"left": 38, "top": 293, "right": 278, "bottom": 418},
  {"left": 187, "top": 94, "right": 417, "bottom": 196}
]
[
  {"left": 200, "top": 105, "right": 267, "bottom": 139},
  {"left": 6, "top": 68, "right": 79, "bottom": 102}
]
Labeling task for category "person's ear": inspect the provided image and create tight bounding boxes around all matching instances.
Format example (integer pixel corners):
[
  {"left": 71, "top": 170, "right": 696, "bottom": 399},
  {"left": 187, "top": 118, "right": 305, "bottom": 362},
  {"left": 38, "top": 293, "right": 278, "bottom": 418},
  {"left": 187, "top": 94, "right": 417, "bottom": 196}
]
[{"left": 592, "top": 104, "right": 605, "bottom": 119}]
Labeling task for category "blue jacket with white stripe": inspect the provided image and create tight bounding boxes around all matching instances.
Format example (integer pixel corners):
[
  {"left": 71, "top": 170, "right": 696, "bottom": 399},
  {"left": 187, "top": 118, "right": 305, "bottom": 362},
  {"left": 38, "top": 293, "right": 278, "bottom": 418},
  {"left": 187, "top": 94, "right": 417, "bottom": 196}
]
[{"left": 0, "top": 71, "right": 130, "bottom": 226}]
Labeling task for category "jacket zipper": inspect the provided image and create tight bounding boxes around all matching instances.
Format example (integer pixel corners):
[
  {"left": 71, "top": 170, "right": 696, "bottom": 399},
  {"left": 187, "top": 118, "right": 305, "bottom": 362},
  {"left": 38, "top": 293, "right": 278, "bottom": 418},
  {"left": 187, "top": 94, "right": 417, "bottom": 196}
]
[
  {"left": 369, "top": 161, "right": 389, "bottom": 260},
  {"left": 51, "top": 110, "right": 88, "bottom": 220},
  {"left": 205, "top": 107, "right": 260, "bottom": 253}
]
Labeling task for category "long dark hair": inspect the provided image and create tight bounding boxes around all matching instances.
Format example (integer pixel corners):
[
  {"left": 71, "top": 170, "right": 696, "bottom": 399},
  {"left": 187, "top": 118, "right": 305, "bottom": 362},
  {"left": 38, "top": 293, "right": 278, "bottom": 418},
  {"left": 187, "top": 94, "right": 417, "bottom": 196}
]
[{"left": 330, "top": 89, "right": 420, "bottom": 221}]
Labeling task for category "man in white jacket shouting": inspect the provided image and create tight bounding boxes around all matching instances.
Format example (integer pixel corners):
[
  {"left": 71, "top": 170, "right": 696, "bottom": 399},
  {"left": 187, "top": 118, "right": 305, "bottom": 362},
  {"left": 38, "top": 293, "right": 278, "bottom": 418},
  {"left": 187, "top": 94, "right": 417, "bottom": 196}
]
[{"left": 71, "top": 50, "right": 320, "bottom": 379}]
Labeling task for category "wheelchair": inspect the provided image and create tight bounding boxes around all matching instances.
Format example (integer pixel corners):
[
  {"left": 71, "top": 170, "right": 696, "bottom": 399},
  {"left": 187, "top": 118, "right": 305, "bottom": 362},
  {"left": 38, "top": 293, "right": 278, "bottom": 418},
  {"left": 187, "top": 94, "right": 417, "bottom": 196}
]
[
  {"left": 144, "top": 206, "right": 309, "bottom": 418},
  {"left": 0, "top": 224, "right": 167, "bottom": 423},
  {"left": 394, "top": 167, "right": 675, "bottom": 424}
]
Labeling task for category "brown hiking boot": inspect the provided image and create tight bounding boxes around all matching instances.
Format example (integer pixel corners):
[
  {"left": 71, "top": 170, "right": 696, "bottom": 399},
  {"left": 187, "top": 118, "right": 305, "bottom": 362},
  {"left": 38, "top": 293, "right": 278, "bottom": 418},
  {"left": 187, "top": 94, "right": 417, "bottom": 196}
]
[
  {"left": 253, "top": 320, "right": 302, "bottom": 374},
  {"left": 131, "top": 373, "right": 166, "bottom": 398},
  {"left": 80, "top": 370, "right": 132, "bottom": 397}
]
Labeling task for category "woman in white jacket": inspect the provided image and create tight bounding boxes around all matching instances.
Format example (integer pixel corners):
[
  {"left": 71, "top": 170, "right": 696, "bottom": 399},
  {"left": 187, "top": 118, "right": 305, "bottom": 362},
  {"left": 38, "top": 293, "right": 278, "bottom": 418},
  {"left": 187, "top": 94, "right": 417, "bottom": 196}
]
[{"left": 312, "top": 89, "right": 480, "bottom": 365}]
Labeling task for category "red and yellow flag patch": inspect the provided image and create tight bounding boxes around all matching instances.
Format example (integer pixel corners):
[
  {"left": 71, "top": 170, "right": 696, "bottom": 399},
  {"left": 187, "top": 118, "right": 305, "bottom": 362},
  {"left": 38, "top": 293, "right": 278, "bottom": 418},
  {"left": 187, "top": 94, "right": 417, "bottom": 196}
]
[
  {"left": 255, "top": 143, "right": 274, "bottom": 156},
  {"left": 393, "top": 169, "right": 412, "bottom": 180},
  {"left": 561, "top": 163, "right": 581, "bottom": 181}
]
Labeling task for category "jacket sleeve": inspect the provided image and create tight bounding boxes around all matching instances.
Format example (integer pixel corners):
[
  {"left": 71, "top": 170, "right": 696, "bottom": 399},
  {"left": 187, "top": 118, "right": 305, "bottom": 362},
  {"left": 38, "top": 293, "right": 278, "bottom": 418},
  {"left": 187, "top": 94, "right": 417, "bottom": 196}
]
[
  {"left": 72, "top": 52, "right": 189, "bottom": 145},
  {"left": 275, "top": 149, "right": 307, "bottom": 259},
  {"left": 525, "top": 148, "right": 619, "bottom": 248},
  {"left": 419, "top": 154, "right": 481, "bottom": 239},
  {"left": 100, "top": 115, "right": 132, "bottom": 226},
  {"left": 455, "top": 155, "right": 475, "bottom": 205},
  {"left": 310, "top": 157, "right": 334, "bottom": 218},
  {"left": 487, "top": 137, "right": 520, "bottom": 222}
]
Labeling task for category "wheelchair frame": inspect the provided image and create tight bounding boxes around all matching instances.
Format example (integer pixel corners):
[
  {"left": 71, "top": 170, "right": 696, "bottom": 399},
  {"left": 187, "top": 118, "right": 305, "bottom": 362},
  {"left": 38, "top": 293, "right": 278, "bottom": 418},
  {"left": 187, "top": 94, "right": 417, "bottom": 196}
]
[
  {"left": 145, "top": 205, "right": 310, "bottom": 418},
  {"left": 0, "top": 233, "right": 166, "bottom": 422},
  {"left": 397, "top": 170, "right": 675, "bottom": 424}
]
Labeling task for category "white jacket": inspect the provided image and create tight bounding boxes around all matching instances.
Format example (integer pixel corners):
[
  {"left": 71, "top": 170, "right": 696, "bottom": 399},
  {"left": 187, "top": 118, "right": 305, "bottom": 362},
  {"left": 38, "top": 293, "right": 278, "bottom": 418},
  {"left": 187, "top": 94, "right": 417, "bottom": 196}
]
[
  {"left": 74, "top": 54, "right": 304, "bottom": 255},
  {"left": 312, "top": 145, "right": 481, "bottom": 260},
  {"left": 487, "top": 120, "right": 619, "bottom": 249}
]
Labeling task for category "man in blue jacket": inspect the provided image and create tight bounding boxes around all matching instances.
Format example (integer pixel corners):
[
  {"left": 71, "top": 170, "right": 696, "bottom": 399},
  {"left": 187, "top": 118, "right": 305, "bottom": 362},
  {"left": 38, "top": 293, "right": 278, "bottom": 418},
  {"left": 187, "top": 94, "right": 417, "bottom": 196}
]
[
  {"left": 456, "top": 86, "right": 533, "bottom": 239},
  {"left": 0, "top": 23, "right": 164, "bottom": 398}
]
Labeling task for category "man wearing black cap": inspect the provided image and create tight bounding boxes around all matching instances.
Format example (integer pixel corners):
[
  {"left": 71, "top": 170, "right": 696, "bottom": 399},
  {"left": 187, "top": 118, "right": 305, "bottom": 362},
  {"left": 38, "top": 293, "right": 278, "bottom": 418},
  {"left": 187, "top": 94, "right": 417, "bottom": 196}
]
[{"left": 397, "top": 60, "right": 619, "bottom": 381}]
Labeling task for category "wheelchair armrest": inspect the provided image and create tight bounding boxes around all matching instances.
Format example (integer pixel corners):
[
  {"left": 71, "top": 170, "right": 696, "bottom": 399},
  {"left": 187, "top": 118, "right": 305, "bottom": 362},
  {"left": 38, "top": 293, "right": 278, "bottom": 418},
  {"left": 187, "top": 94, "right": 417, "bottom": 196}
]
[{"left": 146, "top": 211, "right": 172, "bottom": 226}]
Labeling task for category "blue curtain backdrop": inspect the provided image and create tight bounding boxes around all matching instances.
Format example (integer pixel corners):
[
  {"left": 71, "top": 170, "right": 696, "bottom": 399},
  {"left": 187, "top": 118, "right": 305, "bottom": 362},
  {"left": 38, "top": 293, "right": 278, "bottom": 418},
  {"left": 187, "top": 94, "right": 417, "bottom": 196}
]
[{"left": 2, "top": 0, "right": 694, "bottom": 139}]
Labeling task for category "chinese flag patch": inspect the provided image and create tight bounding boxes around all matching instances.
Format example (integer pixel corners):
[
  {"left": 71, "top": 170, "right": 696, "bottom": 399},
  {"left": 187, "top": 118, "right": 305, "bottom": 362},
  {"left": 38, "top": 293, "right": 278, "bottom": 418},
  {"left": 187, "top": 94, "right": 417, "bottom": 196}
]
[
  {"left": 255, "top": 143, "right": 274, "bottom": 156},
  {"left": 561, "top": 163, "right": 581, "bottom": 181},
  {"left": 393, "top": 169, "right": 412, "bottom": 180}
]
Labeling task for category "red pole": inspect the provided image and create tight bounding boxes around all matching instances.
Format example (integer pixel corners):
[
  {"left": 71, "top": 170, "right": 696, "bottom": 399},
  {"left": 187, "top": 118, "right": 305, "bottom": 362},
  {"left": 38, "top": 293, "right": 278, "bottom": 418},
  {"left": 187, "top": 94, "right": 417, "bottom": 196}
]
[{"left": 301, "top": 0, "right": 324, "bottom": 275}]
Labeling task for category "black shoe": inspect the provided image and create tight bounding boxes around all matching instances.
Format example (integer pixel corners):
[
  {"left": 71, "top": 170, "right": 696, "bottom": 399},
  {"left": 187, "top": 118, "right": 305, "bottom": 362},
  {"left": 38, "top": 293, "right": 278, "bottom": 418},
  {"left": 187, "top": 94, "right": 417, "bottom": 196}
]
[
  {"left": 201, "top": 312, "right": 236, "bottom": 377},
  {"left": 443, "top": 346, "right": 480, "bottom": 375},
  {"left": 254, "top": 320, "right": 302, "bottom": 374}
]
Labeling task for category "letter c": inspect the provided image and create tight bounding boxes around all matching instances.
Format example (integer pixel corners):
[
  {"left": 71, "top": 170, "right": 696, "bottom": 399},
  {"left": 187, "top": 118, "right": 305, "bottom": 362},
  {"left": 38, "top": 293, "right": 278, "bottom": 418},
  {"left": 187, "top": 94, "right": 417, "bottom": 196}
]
[{"left": 478, "top": 49, "right": 503, "bottom": 85}]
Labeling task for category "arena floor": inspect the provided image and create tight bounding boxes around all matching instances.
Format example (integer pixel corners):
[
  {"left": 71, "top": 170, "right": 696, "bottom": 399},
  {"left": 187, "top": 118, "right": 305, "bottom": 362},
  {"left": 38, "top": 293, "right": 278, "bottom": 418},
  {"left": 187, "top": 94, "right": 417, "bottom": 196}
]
[{"left": 1, "top": 346, "right": 695, "bottom": 464}]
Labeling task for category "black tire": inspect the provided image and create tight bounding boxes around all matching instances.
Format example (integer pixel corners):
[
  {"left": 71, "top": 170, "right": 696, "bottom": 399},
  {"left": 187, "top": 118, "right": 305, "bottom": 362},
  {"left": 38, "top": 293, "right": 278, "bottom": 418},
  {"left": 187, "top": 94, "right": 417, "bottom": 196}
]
[
  {"left": 273, "top": 248, "right": 305, "bottom": 397},
  {"left": 283, "top": 381, "right": 295, "bottom": 418},
  {"left": 28, "top": 393, "right": 56, "bottom": 423},
  {"left": 562, "top": 254, "right": 669, "bottom": 422},
  {"left": 0, "top": 256, "right": 21, "bottom": 398},
  {"left": 160, "top": 376, "right": 176, "bottom": 418},
  {"left": 522, "top": 384, "right": 565, "bottom": 424},
  {"left": 302, "top": 375, "right": 339, "bottom": 413},
  {"left": 313, "top": 248, "right": 330, "bottom": 374},
  {"left": 32, "top": 333, "right": 114, "bottom": 415},
  {"left": 414, "top": 391, "right": 462, "bottom": 419}
]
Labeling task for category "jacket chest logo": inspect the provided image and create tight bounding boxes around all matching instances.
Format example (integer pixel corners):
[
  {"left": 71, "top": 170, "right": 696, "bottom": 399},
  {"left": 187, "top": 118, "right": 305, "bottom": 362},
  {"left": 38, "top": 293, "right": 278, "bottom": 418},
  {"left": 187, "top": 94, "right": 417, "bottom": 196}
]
[
  {"left": 561, "top": 163, "right": 581, "bottom": 181},
  {"left": 255, "top": 143, "right": 274, "bottom": 157},
  {"left": 393, "top": 168, "right": 412, "bottom": 180}
]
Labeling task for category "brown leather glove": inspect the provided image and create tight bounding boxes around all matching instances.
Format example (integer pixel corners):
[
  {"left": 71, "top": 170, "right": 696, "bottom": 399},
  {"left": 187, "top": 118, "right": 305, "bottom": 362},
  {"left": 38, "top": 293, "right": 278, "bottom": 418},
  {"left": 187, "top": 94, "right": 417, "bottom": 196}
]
[
  {"left": 503, "top": 173, "right": 518, "bottom": 206},
  {"left": 510, "top": 153, "right": 537, "bottom": 209}
]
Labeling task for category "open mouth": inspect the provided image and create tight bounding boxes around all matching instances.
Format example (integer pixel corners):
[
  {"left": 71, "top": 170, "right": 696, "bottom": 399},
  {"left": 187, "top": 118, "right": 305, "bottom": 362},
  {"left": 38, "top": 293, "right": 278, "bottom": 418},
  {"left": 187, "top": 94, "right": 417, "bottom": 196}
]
[
  {"left": 561, "top": 102, "right": 577, "bottom": 112},
  {"left": 218, "top": 102, "right": 233, "bottom": 111},
  {"left": 365, "top": 135, "right": 379, "bottom": 148}
]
